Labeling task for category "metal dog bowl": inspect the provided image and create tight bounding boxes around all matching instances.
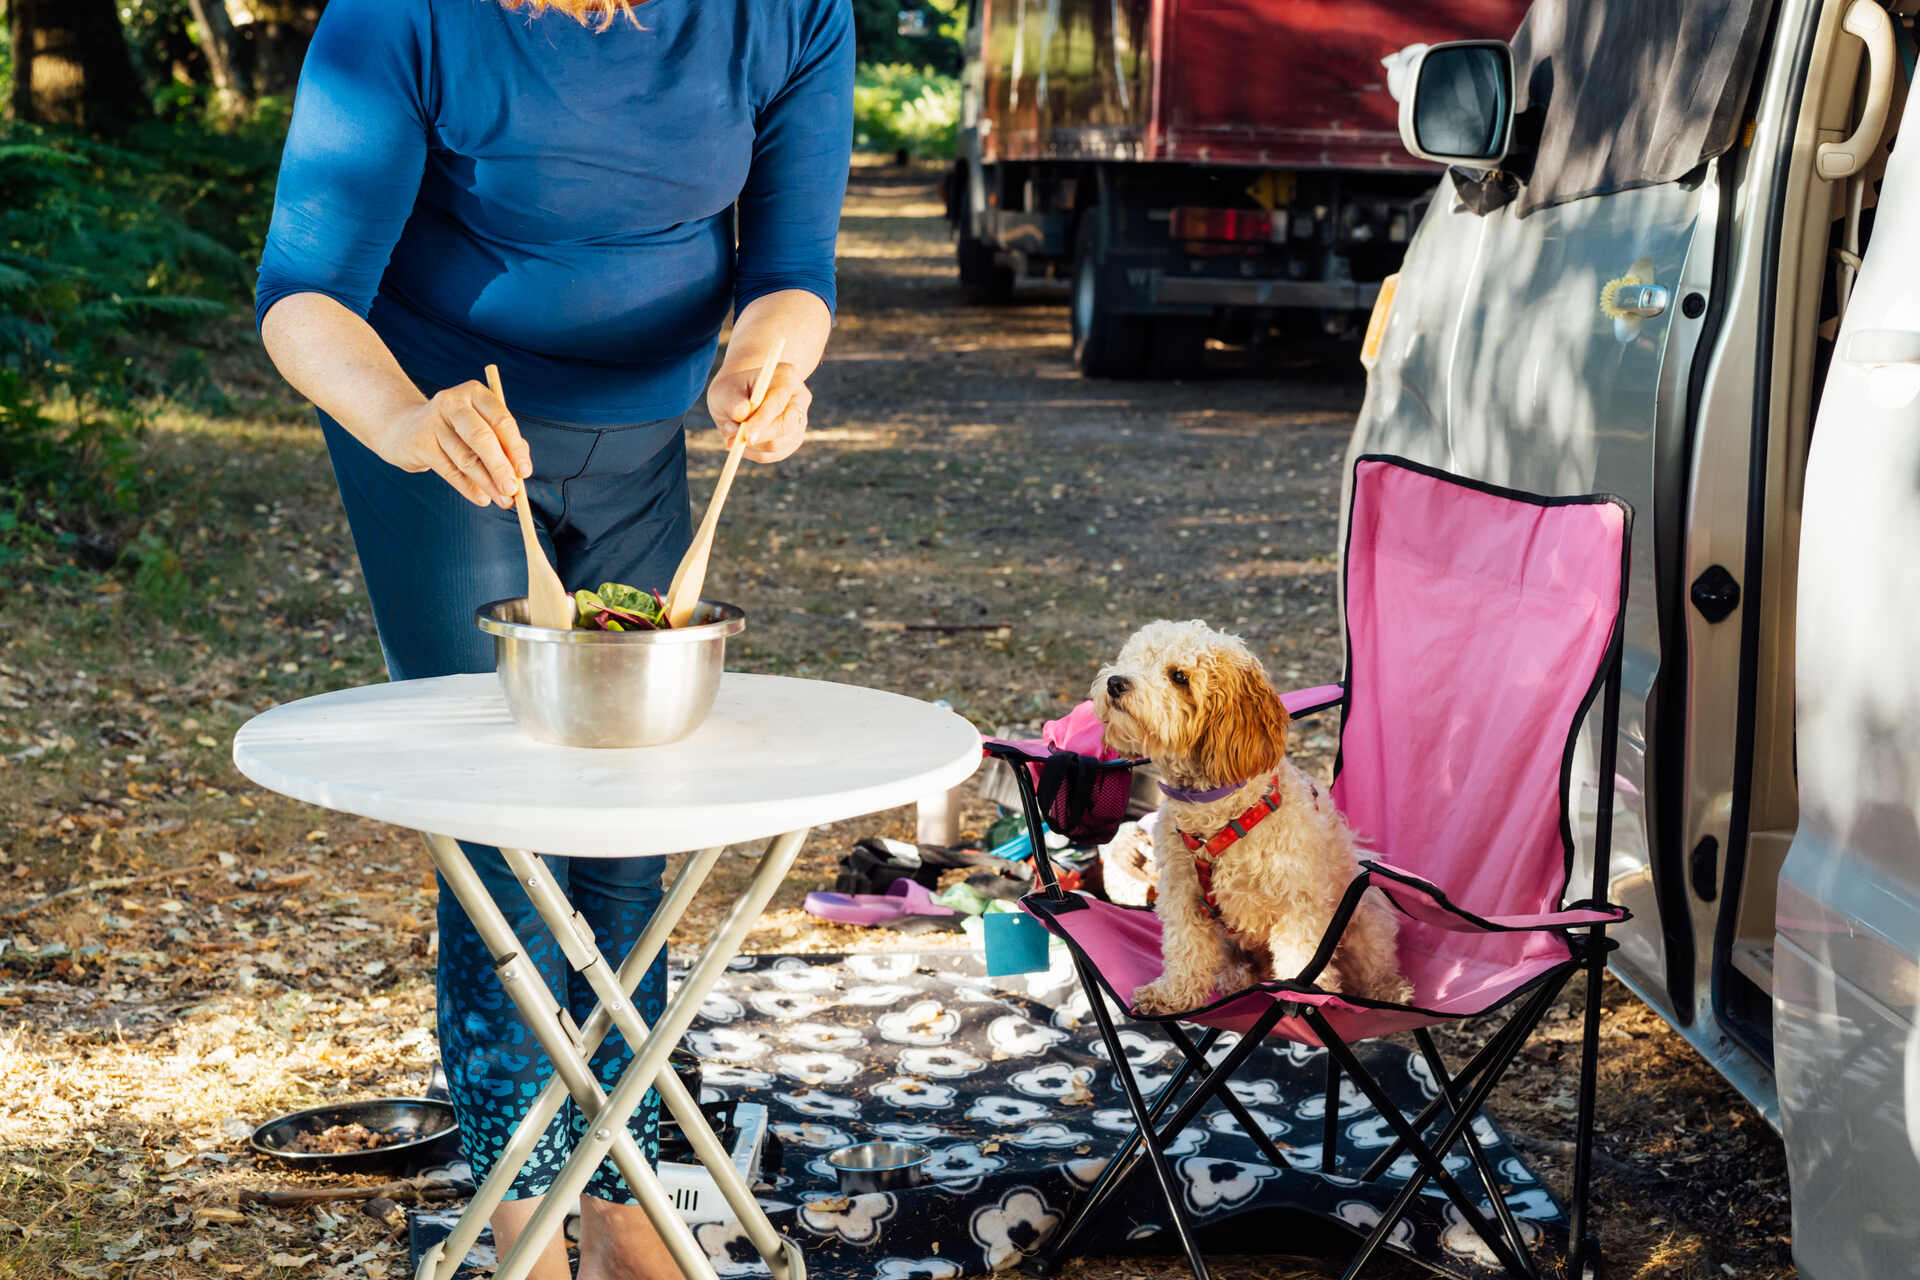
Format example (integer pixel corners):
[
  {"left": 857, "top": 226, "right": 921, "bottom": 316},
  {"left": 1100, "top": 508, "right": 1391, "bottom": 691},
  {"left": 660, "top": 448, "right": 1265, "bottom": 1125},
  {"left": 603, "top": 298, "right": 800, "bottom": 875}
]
[
  {"left": 249, "top": 1097, "right": 460, "bottom": 1176},
  {"left": 476, "top": 597, "right": 745, "bottom": 748},
  {"left": 826, "top": 1141, "right": 930, "bottom": 1193}
]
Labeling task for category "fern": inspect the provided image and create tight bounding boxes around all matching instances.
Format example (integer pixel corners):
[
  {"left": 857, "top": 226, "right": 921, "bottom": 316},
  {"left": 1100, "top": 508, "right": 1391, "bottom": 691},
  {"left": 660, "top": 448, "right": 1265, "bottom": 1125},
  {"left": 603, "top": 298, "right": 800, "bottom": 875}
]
[
  {"left": 0, "top": 112, "right": 284, "bottom": 552},
  {"left": 0, "top": 144, "right": 83, "bottom": 166},
  {"left": 120, "top": 295, "right": 232, "bottom": 318}
]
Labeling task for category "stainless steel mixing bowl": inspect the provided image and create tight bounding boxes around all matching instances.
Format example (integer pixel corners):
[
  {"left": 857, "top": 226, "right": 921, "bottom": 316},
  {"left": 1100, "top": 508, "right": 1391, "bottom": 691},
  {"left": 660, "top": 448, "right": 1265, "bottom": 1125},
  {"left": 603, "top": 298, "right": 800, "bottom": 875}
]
[{"left": 475, "top": 597, "right": 745, "bottom": 748}]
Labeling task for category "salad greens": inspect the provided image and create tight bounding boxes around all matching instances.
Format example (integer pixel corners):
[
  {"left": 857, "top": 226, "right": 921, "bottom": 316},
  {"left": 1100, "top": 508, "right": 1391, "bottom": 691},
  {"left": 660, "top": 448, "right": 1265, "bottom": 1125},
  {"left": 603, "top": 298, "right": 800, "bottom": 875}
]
[{"left": 573, "top": 582, "right": 673, "bottom": 631}]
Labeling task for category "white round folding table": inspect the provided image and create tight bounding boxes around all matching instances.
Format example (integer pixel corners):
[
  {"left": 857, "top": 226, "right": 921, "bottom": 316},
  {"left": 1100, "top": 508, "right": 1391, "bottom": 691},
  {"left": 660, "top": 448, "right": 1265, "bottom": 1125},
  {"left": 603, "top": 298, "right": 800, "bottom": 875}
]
[{"left": 233, "top": 672, "right": 982, "bottom": 1280}]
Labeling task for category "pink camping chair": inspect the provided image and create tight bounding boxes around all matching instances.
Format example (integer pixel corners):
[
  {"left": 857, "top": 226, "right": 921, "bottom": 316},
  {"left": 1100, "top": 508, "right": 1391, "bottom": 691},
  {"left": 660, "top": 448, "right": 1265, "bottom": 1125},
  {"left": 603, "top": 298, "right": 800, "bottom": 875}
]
[{"left": 996, "top": 456, "right": 1632, "bottom": 1280}]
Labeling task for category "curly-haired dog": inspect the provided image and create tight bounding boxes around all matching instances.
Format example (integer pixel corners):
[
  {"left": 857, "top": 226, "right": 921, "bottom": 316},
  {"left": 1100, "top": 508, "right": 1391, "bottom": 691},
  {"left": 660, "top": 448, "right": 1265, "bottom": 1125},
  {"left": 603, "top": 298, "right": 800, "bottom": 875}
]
[{"left": 1092, "top": 619, "right": 1411, "bottom": 1013}]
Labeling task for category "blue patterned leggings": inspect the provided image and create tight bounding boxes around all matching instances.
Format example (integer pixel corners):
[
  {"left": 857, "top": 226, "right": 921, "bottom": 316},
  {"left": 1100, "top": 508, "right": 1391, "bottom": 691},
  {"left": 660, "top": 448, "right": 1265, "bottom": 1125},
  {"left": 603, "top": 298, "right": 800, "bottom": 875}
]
[
  {"left": 436, "top": 848, "right": 668, "bottom": 1201},
  {"left": 319, "top": 403, "right": 692, "bottom": 1202}
]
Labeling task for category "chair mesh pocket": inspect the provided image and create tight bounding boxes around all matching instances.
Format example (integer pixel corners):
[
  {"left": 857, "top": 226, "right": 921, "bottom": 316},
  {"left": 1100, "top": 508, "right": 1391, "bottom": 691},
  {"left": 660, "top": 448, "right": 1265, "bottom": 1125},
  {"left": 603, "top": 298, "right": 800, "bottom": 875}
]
[{"left": 1034, "top": 753, "right": 1138, "bottom": 845}]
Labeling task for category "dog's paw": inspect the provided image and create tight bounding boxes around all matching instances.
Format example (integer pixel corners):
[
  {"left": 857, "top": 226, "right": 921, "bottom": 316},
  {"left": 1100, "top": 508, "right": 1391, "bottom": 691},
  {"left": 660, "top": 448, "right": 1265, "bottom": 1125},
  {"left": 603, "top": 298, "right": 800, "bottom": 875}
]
[{"left": 1130, "top": 978, "right": 1205, "bottom": 1016}]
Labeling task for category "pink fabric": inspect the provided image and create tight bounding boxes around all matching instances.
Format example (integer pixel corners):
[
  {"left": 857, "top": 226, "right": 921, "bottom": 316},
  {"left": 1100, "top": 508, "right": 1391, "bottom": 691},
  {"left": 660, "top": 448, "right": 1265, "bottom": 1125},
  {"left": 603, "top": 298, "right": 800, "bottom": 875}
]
[
  {"left": 1043, "top": 701, "right": 1113, "bottom": 756},
  {"left": 1021, "top": 459, "right": 1629, "bottom": 1040},
  {"left": 1331, "top": 460, "right": 1624, "bottom": 994},
  {"left": 991, "top": 682, "right": 1341, "bottom": 764},
  {"left": 1280, "top": 684, "right": 1345, "bottom": 715},
  {"left": 1032, "top": 894, "right": 1573, "bottom": 1046}
]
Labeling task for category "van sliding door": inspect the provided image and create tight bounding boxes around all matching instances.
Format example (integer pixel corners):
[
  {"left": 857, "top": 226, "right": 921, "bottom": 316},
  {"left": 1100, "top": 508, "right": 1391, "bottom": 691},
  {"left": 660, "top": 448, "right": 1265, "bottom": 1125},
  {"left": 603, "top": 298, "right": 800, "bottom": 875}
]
[{"left": 1775, "top": 10, "right": 1920, "bottom": 1274}]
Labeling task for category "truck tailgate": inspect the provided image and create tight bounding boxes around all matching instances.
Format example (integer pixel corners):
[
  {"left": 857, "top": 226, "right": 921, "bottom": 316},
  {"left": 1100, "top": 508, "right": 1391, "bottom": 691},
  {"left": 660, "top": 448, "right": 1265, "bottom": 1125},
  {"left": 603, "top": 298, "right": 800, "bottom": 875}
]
[
  {"left": 1160, "top": 0, "right": 1529, "bottom": 169},
  {"left": 979, "top": 0, "right": 1529, "bottom": 170},
  {"left": 1152, "top": 0, "right": 1528, "bottom": 167}
]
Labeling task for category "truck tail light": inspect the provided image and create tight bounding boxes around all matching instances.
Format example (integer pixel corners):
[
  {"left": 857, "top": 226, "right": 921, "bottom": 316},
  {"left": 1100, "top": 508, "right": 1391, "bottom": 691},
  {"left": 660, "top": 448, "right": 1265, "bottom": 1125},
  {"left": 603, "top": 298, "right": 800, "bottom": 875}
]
[{"left": 1169, "top": 207, "right": 1285, "bottom": 244}]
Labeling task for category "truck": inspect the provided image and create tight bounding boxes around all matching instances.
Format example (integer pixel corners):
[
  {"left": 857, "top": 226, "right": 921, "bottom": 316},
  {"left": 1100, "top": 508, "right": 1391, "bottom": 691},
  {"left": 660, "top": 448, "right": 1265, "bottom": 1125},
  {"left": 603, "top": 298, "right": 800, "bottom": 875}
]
[{"left": 943, "top": 0, "right": 1533, "bottom": 377}]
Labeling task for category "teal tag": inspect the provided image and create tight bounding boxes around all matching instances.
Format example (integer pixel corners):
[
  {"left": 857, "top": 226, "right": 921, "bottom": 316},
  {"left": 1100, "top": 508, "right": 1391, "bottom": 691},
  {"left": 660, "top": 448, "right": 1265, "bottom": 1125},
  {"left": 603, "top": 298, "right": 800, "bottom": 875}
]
[{"left": 982, "top": 910, "right": 1051, "bottom": 976}]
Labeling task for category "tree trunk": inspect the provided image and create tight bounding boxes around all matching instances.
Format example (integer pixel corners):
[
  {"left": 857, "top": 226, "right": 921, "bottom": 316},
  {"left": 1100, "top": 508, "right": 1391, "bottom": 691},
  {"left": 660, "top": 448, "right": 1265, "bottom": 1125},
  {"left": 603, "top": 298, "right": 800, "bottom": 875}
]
[
  {"left": 233, "top": 2, "right": 326, "bottom": 99},
  {"left": 8, "top": 0, "right": 151, "bottom": 133},
  {"left": 151, "top": 3, "right": 214, "bottom": 92},
  {"left": 185, "top": 0, "right": 249, "bottom": 114}
]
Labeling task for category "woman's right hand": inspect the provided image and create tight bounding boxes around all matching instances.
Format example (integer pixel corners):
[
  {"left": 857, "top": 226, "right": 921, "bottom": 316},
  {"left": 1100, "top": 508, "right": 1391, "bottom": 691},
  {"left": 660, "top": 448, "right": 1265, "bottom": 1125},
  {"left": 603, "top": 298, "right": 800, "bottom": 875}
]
[{"left": 378, "top": 381, "right": 532, "bottom": 508}]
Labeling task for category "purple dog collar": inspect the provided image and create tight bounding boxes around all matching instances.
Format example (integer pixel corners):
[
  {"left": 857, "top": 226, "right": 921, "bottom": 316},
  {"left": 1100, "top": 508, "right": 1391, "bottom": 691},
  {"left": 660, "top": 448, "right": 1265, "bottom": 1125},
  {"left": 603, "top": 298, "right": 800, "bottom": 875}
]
[{"left": 1157, "top": 779, "right": 1246, "bottom": 804}]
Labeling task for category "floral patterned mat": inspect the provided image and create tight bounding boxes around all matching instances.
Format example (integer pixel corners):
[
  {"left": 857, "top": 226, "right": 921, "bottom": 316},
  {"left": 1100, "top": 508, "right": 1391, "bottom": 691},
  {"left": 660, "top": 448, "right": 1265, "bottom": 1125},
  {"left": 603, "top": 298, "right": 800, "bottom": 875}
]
[{"left": 411, "top": 951, "right": 1566, "bottom": 1278}]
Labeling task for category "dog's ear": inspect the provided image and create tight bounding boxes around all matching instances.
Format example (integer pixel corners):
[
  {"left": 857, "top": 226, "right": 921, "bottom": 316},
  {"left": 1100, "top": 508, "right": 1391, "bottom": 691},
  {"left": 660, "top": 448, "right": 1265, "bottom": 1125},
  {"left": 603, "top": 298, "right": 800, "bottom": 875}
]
[{"left": 1196, "top": 648, "right": 1289, "bottom": 784}]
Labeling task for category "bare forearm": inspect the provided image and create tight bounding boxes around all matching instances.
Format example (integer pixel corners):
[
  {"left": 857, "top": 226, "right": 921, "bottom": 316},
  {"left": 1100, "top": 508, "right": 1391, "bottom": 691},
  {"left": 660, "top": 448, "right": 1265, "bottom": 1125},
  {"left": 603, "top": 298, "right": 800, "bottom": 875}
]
[
  {"left": 259, "top": 291, "right": 527, "bottom": 507},
  {"left": 720, "top": 290, "right": 831, "bottom": 381},
  {"left": 259, "top": 292, "right": 430, "bottom": 452}
]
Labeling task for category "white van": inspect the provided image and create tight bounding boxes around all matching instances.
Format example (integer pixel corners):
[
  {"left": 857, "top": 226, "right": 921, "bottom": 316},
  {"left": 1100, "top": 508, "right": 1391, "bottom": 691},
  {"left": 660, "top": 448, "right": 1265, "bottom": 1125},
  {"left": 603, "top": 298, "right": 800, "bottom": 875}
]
[{"left": 1356, "top": 2, "right": 1920, "bottom": 1276}]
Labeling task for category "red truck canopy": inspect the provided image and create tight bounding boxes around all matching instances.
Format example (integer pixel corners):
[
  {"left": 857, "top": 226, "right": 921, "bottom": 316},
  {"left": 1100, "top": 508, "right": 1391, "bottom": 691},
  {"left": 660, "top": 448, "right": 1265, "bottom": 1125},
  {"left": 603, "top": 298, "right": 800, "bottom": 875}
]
[{"left": 980, "top": 0, "right": 1533, "bottom": 171}]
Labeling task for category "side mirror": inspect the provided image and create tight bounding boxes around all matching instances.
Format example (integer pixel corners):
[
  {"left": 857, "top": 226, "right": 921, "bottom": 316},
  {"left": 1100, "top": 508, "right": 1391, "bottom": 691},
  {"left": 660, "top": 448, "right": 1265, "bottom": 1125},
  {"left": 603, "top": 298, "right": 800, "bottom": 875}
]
[{"left": 1399, "top": 41, "right": 1515, "bottom": 167}]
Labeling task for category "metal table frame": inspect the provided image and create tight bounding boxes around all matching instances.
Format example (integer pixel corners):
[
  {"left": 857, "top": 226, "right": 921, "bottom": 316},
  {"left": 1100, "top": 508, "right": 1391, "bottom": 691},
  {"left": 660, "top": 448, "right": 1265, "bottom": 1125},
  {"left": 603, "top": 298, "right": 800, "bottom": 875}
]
[
  {"left": 415, "top": 831, "right": 811, "bottom": 1280},
  {"left": 230, "top": 672, "right": 981, "bottom": 1280}
]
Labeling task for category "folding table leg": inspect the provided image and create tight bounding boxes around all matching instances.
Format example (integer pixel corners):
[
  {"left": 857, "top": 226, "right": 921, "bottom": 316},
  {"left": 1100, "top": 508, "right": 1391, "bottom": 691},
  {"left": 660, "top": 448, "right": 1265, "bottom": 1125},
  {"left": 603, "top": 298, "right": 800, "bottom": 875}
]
[
  {"left": 417, "top": 843, "right": 728, "bottom": 1280},
  {"left": 485, "top": 830, "right": 814, "bottom": 1280},
  {"left": 419, "top": 837, "right": 728, "bottom": 1280},
  {"left": 499, "top": 846, "right": 791, "bottom": 1260}
]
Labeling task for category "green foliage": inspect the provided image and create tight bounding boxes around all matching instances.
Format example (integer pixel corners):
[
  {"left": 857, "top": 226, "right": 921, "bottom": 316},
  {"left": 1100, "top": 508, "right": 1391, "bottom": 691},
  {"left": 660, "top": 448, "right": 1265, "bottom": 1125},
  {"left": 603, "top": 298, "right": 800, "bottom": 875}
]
[
  {"left": 119, "top": 520, "right": 194, "bottom": 620},
  {"left": 852, "top": 0, "right": 965, "bottom": 74},
  {"left": 854, "top": 64, "right": 962, "bottom": 158},
  {"left": 0, "top": 110, "right": 284, "bottom": 575}
]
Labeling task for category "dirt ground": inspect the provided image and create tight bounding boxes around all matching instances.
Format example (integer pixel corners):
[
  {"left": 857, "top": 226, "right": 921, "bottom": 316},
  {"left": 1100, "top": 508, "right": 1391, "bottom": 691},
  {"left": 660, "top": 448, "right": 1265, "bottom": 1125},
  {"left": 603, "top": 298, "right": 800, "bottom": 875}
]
[{"left": 0, "top": 163, "right": 1792, "bottom": 1279}]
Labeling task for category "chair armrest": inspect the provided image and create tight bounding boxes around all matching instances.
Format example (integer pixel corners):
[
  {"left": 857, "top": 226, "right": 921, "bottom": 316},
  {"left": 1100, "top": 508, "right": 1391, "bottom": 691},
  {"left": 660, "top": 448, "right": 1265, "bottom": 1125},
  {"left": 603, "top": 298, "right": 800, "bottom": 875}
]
[
  {"left": 1280, "top": 683, "right": 1345, "bottom": 719},
  {"left": 1359, "top": 861, "right": 1630, "bottom": 934},
  {"left": 1284, "top": 860, "right": 1628, "bottom": 992}
]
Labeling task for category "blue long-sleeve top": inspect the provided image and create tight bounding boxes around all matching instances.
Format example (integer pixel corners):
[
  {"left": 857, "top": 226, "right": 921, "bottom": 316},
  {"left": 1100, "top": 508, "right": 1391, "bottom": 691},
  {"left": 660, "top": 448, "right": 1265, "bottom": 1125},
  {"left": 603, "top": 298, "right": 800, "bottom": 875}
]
[{"left": 256, "top": 0, "right": 853, "bottom": 425}]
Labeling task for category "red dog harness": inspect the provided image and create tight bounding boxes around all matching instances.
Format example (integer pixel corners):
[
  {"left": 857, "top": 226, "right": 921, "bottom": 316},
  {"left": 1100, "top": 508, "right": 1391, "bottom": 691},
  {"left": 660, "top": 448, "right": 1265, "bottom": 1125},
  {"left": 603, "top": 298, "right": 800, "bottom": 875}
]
[{"left": 1176, "top": 776, "right": 1318, "bottom": 919}]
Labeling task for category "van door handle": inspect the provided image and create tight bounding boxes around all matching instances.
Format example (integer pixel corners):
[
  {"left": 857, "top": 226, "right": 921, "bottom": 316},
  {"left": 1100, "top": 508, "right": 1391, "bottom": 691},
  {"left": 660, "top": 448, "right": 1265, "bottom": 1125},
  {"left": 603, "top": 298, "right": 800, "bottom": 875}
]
[
  {"left": 1817, "top": 0, "right": 1896, "bottom": 180},
  {"left": 1844, "top": 330, "right": 1920, "bottom": 366},
  {"left": 1611, "top": 284, "right": 1669, "bottom": 318}
]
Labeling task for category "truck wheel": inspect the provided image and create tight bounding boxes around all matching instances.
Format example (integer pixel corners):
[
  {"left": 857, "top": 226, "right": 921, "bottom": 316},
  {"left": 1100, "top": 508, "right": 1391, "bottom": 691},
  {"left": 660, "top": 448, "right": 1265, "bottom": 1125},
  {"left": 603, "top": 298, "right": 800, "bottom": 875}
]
[
  {"left": 1071, "top": 221, "right": 1151, "bottom": 379},
  {"left": 958, "top": 232, "right": 1015, "bottom": 305}
]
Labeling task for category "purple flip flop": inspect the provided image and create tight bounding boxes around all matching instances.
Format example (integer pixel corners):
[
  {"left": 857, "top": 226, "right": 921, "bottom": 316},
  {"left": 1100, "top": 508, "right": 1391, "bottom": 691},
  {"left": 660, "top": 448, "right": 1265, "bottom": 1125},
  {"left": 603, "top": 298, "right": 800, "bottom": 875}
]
[{"left": 804, "top": 877, "right": 958, "bottom": 926}]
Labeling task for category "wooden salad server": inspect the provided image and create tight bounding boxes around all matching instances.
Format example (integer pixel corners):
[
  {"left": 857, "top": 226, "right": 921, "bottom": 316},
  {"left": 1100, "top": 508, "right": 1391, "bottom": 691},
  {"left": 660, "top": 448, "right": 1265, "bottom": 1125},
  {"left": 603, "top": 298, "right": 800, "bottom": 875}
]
[
  {"left": 663, "top": 338, "right": 786, "bottom": 628},
  {"left": 486, "top": 364, "right": 573, "bottom": 631}
]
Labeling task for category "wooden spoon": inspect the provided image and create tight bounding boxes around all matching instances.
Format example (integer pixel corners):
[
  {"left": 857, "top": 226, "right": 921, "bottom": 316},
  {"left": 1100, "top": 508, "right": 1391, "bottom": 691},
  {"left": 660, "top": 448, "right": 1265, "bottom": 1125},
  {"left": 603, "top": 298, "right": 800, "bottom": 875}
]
[
  {"left": 485, "top": 364, "right": 573, "bottom": 631},
  {"left": 663, "top": 338, "right": 786, "bottom": 628}
]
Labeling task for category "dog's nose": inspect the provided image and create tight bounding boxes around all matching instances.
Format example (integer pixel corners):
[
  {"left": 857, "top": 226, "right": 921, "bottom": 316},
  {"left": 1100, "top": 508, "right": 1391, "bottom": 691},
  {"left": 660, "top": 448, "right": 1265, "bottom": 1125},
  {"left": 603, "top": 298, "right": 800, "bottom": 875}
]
[{"left": 1106, "top": 675, "right": 1132, "bottom": 699}]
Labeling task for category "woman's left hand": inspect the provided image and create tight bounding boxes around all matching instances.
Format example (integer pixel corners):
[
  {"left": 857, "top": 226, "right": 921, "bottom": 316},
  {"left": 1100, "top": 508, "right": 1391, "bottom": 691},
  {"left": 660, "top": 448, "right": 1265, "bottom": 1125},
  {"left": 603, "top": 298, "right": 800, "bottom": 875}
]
[{"left": 706, "top": 361, "right": 811, "bottom": 463}]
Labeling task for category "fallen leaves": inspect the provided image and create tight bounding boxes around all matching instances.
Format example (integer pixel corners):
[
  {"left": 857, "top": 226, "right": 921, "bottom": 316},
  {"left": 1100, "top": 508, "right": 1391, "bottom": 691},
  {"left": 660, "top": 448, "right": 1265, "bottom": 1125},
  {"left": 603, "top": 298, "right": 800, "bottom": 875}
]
[{"left": 0, "top": 165, "right": 1797, "bottom": 1280}]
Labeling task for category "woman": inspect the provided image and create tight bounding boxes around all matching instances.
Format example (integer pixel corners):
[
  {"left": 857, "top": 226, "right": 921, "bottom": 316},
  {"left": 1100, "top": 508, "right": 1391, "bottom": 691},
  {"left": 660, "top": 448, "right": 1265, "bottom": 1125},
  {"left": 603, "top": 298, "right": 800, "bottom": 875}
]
[{"left": 254, "top": 0, "right": 852, "bottom": 1274}]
